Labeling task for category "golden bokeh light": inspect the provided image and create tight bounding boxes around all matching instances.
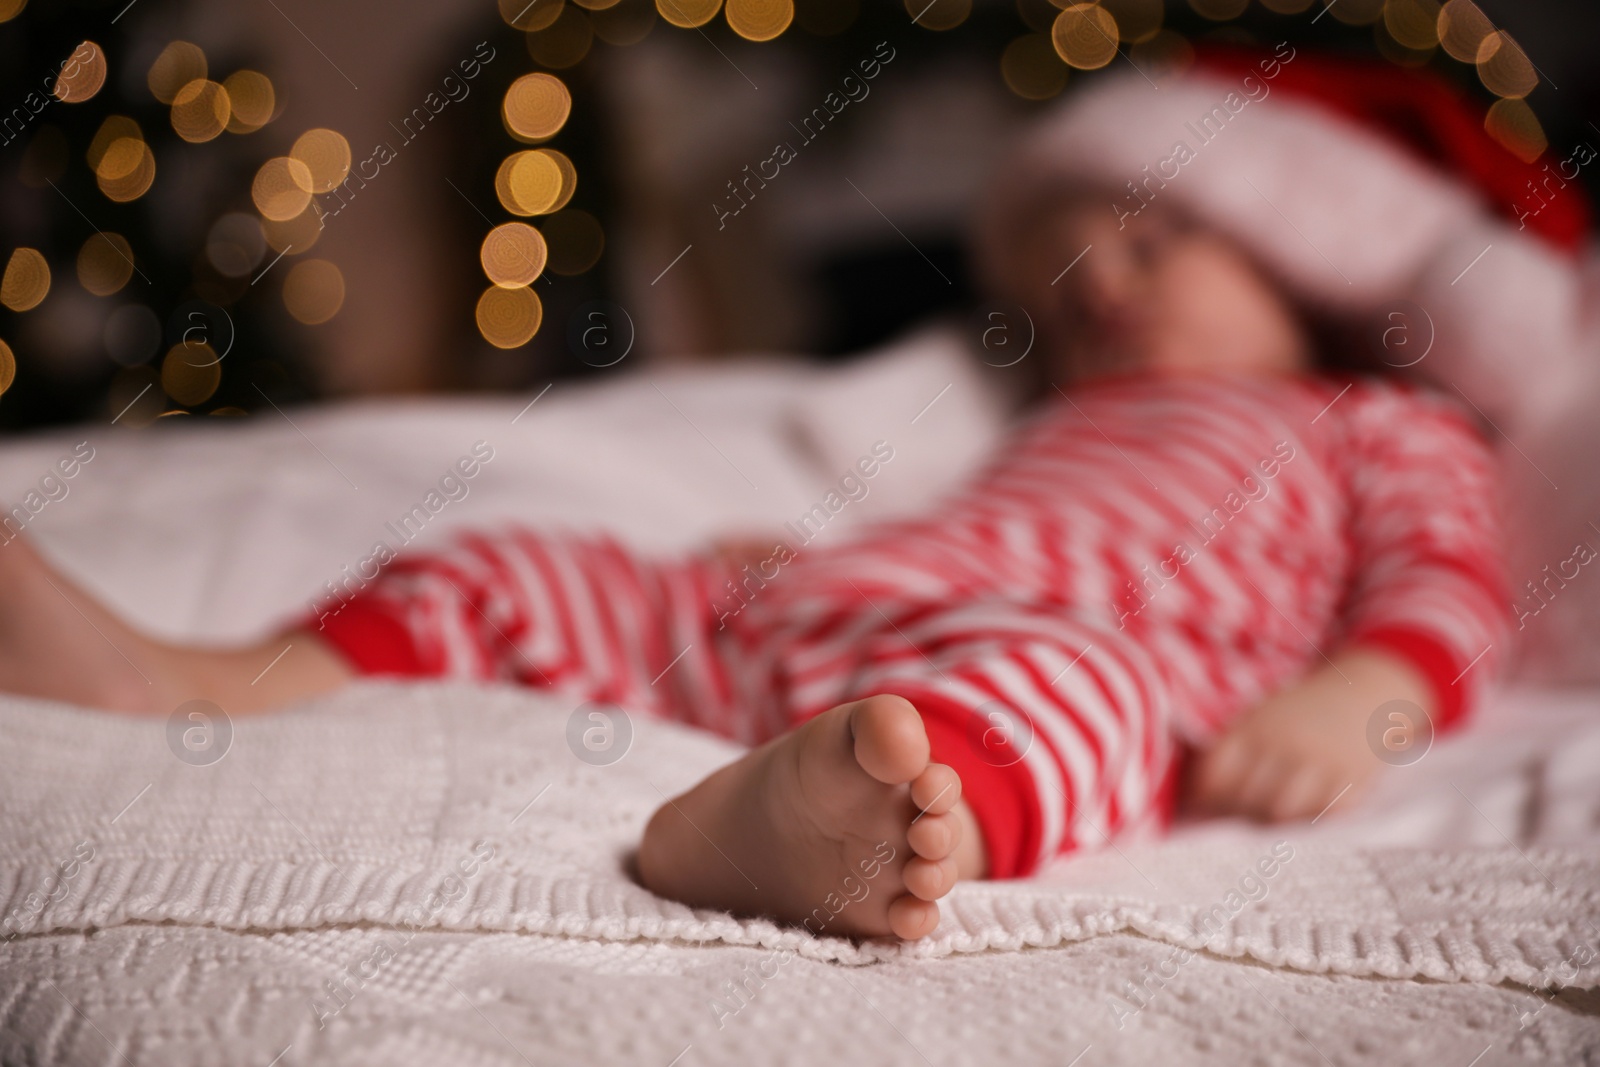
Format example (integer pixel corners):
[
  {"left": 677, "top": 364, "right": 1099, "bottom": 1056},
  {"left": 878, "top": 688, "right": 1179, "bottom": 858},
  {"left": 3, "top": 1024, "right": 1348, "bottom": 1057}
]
[
  {"left": 224, "top": 71, "right": 276, "bottom": 133},
  {"left": 210, "top": 407, "right": 248, "bottom": 417},
  {"left": 2, "top": 249, "right": 50, "bottom": 311},
  {"left": 0, "top": 339, "right": 13, "bottom": 397},
  {"left": 291, "top": 128, "right": 352, "bottom": 193},
  {"left": 501, "top": 0, "right": 566, "bottom": 29},
  {"left": 1476, "top": 31, "right": 1537, "bottom": 99},
  {"left": 544, "top": 210, "right": 604, "bottom": 275},
  {"left": 527, "top": 5, "right": 595, "bottom": 68},
  {"left": 160, "top": 343, "right": 222, "bottom": 406},
  {"left": 504, "top": 73, "right": 572, "bottom": 142},
  {"left": 905, "top": 0, "right": 966, "bottom": 31},
  {"left": 1383, "top": 0, "right": 1441, "bottom": 50},
  {"left": 96, "top": 139, "right": 156, "bottom": 202},
  {"left": 496, "top": 150, "right": 568, "bottom": 215},
  {"left": 481, "top": 222, "right": 548, "bottom": 287},
  {"left": 0, "top": 0, "right": 26, "bottom": 23},
  {"left": 590, "top": 0, "right": 657, "bottom": 45},
  {"left": 171, "top": 79, "right": 231, "bottom": 143},
  {"left": 283, "top": 259, "right": 346, "bottom": 324},
  {"left": 262, "top": 205, "right": 323, "bottom": 254},
  {"left": 87, "top": 115, "right": 141, "bottom": 170},
  {"left": 1485, "top": 97, "right": 1545, "bottom": 163},
  {"left": 1052, "top": 4, "right": 1120, "bottom": 70},
  {"left": 1099, "top": 0, "right": 1161, "bottom": 44},
  {"left": 52, "top": 41, "right": 106, "bottom": 103},
  {"left": 252, "top": 156, "right": 315, "bottom": 222},
  {"left": 1437, "top": 0, "right": 1492, "bottom": 63},
  {"left": 76, "top": 233, "right": 135, "bottom": 296},
  {"left": 1001, "top": 34, "right": 1068, "bottom": 100},
  {"left": 657, "top": 0, "right": 721, "bottom": 28},
  {"left": 726, "top": 0, "right": 793, "bottom": 38},
  {"left": 148, "top": 41, "right": 207, "bottom": 105},
  {"left": 1326, "top": 0, "right": 1383, "bottom": 24},
  {"left": 476, "top": 285, "right": 543, "bottom": 348}
]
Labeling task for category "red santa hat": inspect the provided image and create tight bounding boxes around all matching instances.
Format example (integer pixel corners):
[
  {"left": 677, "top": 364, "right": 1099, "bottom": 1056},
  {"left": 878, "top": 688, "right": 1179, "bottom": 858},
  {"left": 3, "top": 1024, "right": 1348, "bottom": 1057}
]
[{"left": 971, "top": 45, "right": 1595, "bottom": 425}]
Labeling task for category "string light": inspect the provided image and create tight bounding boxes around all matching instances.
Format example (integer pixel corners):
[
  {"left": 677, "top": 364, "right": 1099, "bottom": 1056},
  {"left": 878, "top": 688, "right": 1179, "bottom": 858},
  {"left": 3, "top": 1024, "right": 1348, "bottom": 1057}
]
[
  {"left": 148, "top": 41, "right": 207, "bottom": 105},
  {"left": 1382, "top": 0, "right": 1441, "bottom": 51},
  {"left": 1484, "top": 97, "right": 1545, "bottom": 163},
  {"left": 481, "top": 222, "right": 548, "bottom": 287},
  {"left": 171, "top": 79, "right": 231, "bottom": 143},
  {"left": 503, "top": 73, "right": 572, "bottom": 142},
  {"left": 76, "top": 233, "right": 135, "bottom": 296},
  {"left": 51, "top": 41, "right": 106, "bottom": 103},
  {"left": 252, "top": 156, "right": 314, "bottom": 221},
  {"left": 160, "top": 343, "right": 222, "bottom": 405},
  {"left": 1437, "top": 0, "right": 1492, "bottom": 62},
  {"left": 1476, "top": 30, "right": 1536, "bottom": 99},
  {"left": 657, "top": 0, "right": 721, "bottom": 29},
  {"left": 1052, "top": 4, "right": 1120, "bottom": 70},
  {"left": 283, "top": 259, "right": 346, "bottom": 324},
  {"left": 290, "top": 128, "right": 352, "bottom": 193},
  {"left": 476, "top": 285, "right": 543, "bottom": 348},
  {"left": 96, "top": 137, "right": 156, "bottom": 202},
  {"left": 729, "top": 0, "right": 796, "bottom": 39},
  {"left": 0, "top": 0, "right": 25, "bottom": 23},
  {"left": 224, "top": 71, "right": 276, "bottom": 133},
  {"left": 496, "top": 150, "right": 568, "bottom": 215},
  {"left": 2, "top": 249, "right": 51, "bottom": 312},
  {"left": 261, "top": 205, "right": 323, "bottom": 254},
  {"left": 0, "top": 339, "right": 13, "bottom": 397}
]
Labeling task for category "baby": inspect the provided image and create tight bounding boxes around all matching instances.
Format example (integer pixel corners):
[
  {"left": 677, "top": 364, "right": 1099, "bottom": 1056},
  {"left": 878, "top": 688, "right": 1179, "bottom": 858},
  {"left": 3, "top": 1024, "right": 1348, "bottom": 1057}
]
[{"left": 0, "top": 81, "right": 1511, "bottom": 942}]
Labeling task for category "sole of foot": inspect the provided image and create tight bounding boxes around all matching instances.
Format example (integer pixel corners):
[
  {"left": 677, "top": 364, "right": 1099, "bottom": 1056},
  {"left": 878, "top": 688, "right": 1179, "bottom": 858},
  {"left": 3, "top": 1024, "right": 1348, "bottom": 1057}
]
[{"left": 637, "top": 694, "right": 966, "bottom": 940}]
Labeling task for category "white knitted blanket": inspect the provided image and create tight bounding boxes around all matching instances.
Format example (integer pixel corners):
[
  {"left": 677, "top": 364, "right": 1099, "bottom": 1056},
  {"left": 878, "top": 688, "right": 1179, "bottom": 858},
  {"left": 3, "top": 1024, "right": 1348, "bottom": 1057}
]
[{"left": 3, "top": 682, "right": 1599, "bottom": 1066}]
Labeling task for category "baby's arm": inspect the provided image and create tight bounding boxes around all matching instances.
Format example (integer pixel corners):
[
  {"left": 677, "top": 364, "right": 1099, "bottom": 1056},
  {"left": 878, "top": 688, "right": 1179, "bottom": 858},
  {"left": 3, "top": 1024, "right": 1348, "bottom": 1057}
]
[{"left": 1189, "top": 383, "right": 1510, "bottom": 822}]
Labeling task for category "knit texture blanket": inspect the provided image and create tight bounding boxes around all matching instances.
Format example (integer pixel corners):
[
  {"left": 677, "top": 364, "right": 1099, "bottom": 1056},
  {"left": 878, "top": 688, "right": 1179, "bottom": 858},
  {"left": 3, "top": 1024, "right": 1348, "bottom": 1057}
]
[{"left": 5, "top": 682, "right": 1596, "bottom": 990}]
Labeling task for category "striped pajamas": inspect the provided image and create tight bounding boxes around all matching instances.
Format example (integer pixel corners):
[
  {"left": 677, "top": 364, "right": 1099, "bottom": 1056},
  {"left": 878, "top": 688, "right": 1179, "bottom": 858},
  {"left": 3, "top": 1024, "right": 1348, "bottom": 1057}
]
[{"left": 315, "top": 374, "right": 1508, "bottom": 878}]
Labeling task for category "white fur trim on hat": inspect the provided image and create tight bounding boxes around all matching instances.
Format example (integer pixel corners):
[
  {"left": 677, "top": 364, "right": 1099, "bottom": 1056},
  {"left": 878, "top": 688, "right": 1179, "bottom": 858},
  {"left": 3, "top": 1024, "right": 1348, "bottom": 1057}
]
[{"left": 973, "top": 67, "right": 1485, "bottom": 314}]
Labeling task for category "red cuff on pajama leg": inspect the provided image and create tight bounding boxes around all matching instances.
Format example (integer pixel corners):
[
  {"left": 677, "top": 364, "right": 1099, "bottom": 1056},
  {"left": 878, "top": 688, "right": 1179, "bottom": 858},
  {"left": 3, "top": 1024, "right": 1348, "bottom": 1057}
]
[
  {"left": 306, "top": 598, "right": 434, "bottom": 677},
  {"left": 863, "top": 687, "right": 1045, "bottom": 881},
  {"left": 1346, "top": 625, "right": 1473, "bottom": 731}
]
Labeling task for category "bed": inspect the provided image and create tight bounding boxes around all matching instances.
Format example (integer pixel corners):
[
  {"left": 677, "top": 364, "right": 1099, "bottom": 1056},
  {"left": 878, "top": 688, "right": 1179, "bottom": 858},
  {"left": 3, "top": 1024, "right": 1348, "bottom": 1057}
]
[{"left": 2, "top": 328, "right": 1597, "bottom": 1066}]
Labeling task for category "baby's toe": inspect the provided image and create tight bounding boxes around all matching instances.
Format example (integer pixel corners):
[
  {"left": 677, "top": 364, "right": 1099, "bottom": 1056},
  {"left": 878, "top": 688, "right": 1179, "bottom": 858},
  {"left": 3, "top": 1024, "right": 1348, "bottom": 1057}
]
[
  {"left": 907, "top": 810, "right": 961, "bottom": 861},
  {"left": 902, "top": 855, "right": 959, "bottom": 902},
  {"left": 910, "top": 763, "right": 961, "bottom": 816},
  {"left": 887, "top": 894, "right": 941, "bottom": 940}
]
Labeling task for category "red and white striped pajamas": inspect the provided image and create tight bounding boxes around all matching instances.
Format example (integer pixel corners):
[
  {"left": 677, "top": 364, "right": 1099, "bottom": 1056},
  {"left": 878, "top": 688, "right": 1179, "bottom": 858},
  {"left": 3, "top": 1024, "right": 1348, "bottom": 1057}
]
[{"left": 315, "top": 375, "right": 1508, "bottom": 879}]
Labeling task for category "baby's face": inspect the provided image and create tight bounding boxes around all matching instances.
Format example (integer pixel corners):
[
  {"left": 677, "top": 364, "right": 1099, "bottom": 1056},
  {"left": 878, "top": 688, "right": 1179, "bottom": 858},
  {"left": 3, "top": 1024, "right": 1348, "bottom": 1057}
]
[{"left": 994, "top": 194, "right": 1312, "bottom": 384}]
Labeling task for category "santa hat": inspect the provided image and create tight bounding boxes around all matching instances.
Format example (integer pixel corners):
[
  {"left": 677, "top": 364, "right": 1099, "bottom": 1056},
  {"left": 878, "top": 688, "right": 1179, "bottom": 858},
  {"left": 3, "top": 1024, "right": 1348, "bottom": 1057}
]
[
  {"left": 974, "top": 52, "right": 1600, "bottom": 684},
  {"left": 972, "top": 46, "right": 1595, "bottom": 420}
]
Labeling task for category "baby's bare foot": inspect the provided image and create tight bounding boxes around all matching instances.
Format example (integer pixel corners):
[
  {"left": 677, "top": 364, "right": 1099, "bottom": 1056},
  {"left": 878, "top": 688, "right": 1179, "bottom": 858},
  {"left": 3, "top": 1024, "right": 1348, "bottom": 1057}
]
[{"left": 638, "top": 694, "right": 966, "bottom": 940}]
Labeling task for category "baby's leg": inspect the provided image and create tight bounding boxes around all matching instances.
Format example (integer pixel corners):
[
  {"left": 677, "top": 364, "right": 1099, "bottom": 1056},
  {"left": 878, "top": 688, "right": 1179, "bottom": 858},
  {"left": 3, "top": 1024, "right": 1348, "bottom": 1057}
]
[
  {"left": 0, "top": 535, "right": 351, "bottom": 714},
  {"left": 637, "top": 694, "right": 983, "bottom": 940}
]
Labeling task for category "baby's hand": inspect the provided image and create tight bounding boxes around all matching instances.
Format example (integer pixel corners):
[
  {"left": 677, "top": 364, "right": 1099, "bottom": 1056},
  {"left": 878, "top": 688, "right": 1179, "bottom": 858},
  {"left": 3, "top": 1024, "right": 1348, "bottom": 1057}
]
[{"left": 1185, "top": 648, "right": 1436, "bottom": 823}]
